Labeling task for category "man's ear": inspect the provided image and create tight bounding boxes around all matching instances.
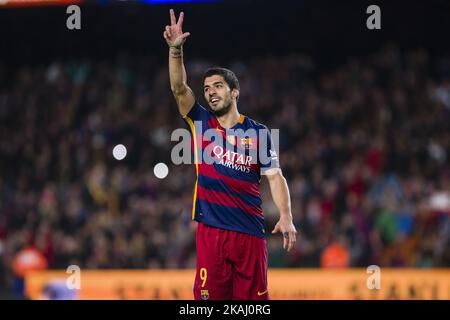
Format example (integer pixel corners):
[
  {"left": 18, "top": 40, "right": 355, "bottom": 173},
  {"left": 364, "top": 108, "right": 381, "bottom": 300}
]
[{"left": 232, "top": 89, "right": 240, "bottom": 100}]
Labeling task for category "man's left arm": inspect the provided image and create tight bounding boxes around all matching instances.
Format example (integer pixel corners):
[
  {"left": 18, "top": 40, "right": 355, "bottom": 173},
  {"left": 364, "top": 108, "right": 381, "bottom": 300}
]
[{"left": 265, "top": 169, "right": 297, "bottom": 252}]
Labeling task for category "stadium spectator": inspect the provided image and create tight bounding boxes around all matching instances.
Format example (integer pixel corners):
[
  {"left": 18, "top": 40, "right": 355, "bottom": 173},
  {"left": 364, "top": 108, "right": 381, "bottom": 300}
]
[{"left": 320, "top": 236, "right": 350, "bottom": 269}]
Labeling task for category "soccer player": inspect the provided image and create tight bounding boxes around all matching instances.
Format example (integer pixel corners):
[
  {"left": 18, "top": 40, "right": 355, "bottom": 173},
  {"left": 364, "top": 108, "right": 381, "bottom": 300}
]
[{"left": 163, "top": 9, "right": 297, "bottom": 300}]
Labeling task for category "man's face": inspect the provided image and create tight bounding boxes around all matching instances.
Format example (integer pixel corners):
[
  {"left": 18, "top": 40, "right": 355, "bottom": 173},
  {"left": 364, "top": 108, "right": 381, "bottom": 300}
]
[{"left": 203, "top": 75, "right": 236, "bottom": 117}]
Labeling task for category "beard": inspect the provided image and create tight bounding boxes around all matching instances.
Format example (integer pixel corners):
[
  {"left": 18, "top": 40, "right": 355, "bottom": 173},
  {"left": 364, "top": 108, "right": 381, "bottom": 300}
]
[{"left": 211, "top": 97, "right": 232, "bottom": 117}]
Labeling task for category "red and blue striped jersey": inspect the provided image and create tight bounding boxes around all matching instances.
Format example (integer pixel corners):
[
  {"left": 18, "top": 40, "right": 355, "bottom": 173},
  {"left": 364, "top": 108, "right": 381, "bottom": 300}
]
[{"left": 182, "top": 102, "right": 279, "bottom": 239}]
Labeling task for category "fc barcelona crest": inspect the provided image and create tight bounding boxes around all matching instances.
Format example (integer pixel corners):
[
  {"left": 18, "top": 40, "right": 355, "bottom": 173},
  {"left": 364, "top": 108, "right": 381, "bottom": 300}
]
[
  {"left": 240, "top": 137, "right": 253, "bottom": 149},
  {"left": 201, "top": 289, "right": 209, "bottom": 300}
]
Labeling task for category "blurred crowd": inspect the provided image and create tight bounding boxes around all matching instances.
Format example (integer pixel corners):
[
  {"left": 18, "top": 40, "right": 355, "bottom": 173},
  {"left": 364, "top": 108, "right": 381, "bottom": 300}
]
[{"left": 1, "top": 46, "right": 450, "bottom": 296}]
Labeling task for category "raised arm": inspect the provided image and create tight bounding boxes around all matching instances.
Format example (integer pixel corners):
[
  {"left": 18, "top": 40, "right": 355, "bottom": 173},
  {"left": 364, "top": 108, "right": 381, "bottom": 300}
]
[{"left": 163, "top": 9, "right": 195, "bottom": 116}]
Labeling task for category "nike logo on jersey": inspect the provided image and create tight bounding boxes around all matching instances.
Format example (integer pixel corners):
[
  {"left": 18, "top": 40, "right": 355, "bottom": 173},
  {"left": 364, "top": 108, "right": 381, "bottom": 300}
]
[{"left": 257, "top": 290, "right": 268, "bottom": 296}]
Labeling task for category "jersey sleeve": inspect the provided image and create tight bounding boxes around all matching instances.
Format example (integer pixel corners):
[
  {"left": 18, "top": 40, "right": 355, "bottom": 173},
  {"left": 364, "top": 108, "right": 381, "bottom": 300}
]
[
  {"left": 259, "top": 126, "right": 280, "bottom": 174},
  {"left": 181, "top": 101, "right": 211, "bottom": 126}
]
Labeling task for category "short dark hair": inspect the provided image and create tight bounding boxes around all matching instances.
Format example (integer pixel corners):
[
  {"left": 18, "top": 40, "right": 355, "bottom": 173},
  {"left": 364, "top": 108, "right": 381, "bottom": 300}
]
[{"left": 203, "top": 67, "right": 240, "bottom": 92}]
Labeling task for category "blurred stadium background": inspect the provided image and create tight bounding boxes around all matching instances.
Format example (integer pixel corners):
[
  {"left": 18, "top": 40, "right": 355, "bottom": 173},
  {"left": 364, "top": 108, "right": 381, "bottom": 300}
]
[{"left": 0, "top": 0, "right": 449, "bottom": 299}]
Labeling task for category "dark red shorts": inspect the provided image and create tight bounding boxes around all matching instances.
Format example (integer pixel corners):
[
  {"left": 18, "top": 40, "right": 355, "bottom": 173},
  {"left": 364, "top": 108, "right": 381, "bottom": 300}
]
[{"left": 193, "top": 222, "right": 269, "bottom": 300}]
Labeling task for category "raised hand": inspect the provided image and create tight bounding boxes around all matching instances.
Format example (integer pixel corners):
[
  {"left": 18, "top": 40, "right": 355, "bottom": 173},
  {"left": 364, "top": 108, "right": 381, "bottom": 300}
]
[{"left": 163, "top": 9, "right": 191, "bottom": 48}]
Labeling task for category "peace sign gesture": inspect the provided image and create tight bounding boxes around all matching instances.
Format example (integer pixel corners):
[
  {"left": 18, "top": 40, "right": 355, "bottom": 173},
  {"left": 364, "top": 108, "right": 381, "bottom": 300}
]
[{"left": 163, "top": 9, "right": 191, "bottom": 48}]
